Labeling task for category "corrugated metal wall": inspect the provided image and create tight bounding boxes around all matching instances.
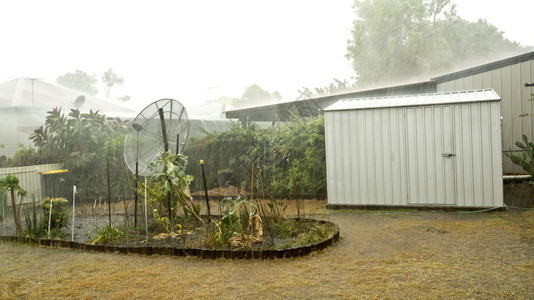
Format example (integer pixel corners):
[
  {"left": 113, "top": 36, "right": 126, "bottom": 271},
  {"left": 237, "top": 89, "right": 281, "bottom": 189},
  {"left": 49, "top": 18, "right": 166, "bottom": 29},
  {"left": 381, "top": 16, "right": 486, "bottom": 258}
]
[
  {"left": 325, "top": 108, "right": 407, "bottom": 205},
  {"left": 0, "top": 163, "right": 62, "bottom": 206},
  {"left": 325, "top": 97, "right": 503, "bottom": 207},
  {"left": 453, "top": 101, "right": 503, "bottom": 207},
  {"left": 436, "top": 59, "right": 533, "bottom": 174}
]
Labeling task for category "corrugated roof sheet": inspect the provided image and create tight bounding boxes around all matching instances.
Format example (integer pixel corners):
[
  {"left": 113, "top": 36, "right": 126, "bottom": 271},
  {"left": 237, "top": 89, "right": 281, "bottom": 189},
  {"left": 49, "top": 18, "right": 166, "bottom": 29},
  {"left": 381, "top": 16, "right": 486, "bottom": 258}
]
[{"left": 324, "top": 89, "right": 500, "bottom": 111}]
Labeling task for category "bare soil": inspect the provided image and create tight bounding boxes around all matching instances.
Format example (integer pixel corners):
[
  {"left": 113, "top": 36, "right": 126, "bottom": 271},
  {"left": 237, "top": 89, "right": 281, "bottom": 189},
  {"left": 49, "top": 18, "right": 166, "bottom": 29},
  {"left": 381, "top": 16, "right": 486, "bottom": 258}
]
[{"left": 1, "top": 201, "right": 533, "bottom": 299}]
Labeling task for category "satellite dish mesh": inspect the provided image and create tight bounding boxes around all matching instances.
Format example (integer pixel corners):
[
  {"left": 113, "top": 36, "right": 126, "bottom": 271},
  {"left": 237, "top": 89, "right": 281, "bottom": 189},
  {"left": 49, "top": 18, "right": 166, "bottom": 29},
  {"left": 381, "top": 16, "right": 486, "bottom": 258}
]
[{"left": 124, "top": 99, "right": 190, "bottom": 176}]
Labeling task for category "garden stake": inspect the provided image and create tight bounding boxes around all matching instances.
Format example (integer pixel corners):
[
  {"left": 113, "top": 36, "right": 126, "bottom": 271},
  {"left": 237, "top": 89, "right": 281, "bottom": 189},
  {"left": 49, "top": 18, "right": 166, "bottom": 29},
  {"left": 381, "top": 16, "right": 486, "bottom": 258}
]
[
  {"left": 215, "top": 159, "right": 221, "bottom": 217},
  {"left": 134, "top": 161, "right": 138, "bottom": 227},
  {"left": 200, "top": 160, "right": 211, "bottom": 219},
  {"left": 158, "top": 108, "right": 173, "bottom": 228},
  {"left": 107, "top": 157, "right": 111, "bottom": 227},
  {"left": 71, "top": 185, "right": 76, "bottom": 242},
  {"left": 176, "top": 133, "right": 180, "bottom": 155},
  {"left": 132, "top": 122, "right": 143, "bottom": 228},
  {"left": 144, "top": 177, "right": 148, "bottom": 241},
  {"left": 47, "top": 198, "right": 53, "bottom": 239},
  {"left": 250, "top": 163, "right": 254, "bottom": 200},
  {"left": 258, "top": 159, "right": 265, "bottom": 200},
  {"left": 290, "top": 171, "right": 300, "bottom": 219}
]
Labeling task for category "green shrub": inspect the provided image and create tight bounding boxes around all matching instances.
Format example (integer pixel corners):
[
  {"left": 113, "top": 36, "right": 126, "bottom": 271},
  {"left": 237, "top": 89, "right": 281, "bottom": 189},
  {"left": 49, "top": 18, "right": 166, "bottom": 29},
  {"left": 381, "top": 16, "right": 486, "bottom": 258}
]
[
  {"left": 42, "top": 197, "right": 69, "bottom": 230},
  {"left": 184, "top": 115, "right": 327, "bottom": 198},
  {"left": 91, "top": 225, "right": 124, "bottom": 244},
  {"left": 506, "top": 134, "right": 534, "bottom": 177},
  {"left": 24, "top": 196, "right": 44, "bottom": 238}
]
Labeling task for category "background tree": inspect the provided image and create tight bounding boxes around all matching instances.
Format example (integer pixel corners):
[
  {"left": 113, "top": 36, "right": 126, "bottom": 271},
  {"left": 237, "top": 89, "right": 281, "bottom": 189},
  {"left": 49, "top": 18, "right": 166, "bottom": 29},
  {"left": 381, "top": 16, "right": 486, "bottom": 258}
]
[
  {"left": 346, "top": 0, "right": 529, "bottom": 86},
  {"left": 298, "top": 78, "right": 355, "bottom": 99},
  {"left": 56, "top": 70, "right": 98, "bottom": 95},
  {"left": 233, "top": 84, "right": 281, "bottom": 108},
  {"left": 29, "top": 108, "right": 130, "bottom": 200},
  {"left": 101, "top": 68, "right": 124, "bottom": 101}
]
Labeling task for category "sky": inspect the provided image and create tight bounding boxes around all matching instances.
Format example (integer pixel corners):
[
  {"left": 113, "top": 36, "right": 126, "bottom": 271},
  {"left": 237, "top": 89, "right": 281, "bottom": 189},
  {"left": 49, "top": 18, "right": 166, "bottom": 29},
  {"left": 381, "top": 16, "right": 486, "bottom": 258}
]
[{"left": 0, "top": 0, "right": 533, "bottom": 111}]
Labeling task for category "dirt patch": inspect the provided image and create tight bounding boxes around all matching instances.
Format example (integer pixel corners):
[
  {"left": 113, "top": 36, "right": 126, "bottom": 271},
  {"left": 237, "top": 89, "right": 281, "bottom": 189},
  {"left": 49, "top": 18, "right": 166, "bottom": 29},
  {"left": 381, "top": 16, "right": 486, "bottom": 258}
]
[{"left": 1, "top": 207, "right": 533, "bottom": 299}]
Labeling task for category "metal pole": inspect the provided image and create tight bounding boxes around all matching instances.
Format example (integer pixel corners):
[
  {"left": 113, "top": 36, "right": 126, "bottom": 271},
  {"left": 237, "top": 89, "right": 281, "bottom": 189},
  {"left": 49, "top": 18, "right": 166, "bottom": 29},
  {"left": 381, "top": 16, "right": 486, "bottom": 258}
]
[
  {"left": 158, "top": 108, "right": 172, "bottom": 228},
  {"left": 145, "top": 177, "right": 148, "bottom": 241},
  {"left": 135, "top": 161, "right": 138, "bottom": 227},
  {"left": 176, "top": 133, "right": 180, "bottom": 155},
  {"left": 132, "top": 123, "right": 143, "bottom": 228},
  {"left": 200, "top": 160, "right": 211, "bottom": 219},
  {"left": 47, "top": 199, "right": 53, "bottom": 239},
  {"left": 107, "top": 157, "right": 111, "bottom": 227},
  {"left": 71, "top": 185, "right": 76, "bottom": 241}
]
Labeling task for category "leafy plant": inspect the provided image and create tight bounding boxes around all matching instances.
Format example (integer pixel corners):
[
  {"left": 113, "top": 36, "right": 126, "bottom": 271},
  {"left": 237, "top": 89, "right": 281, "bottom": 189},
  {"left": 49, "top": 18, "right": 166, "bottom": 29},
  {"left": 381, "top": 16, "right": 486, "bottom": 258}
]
[
  {"left": 91, "top": 225, "right": 124, "bottom": 244},
  {"left": 148, "top": 150, "right": 202, "bottom": 226},
  {"left": 208, "top": 196, "right": 259, "bottom": 248},
  {"left": 48, "top": 228, "right": 67, "bottom": 240},
  {"left": 42, "top": 197, "right": 69, "bottom": 230},
  {"left": 505, "top": 134, "right": 534, "bottom": 178},
  {"left": 0, "top": 174, "right": 26, "bottom": 234},
  {"left": 266, "top": 197, "right": 287, "bottom": 223},
  {"left": 294, "top": 225, "right": 329, "bottom": 246},
  {"left": 24, "top": 196, "right": 44, "bottom": 238}
]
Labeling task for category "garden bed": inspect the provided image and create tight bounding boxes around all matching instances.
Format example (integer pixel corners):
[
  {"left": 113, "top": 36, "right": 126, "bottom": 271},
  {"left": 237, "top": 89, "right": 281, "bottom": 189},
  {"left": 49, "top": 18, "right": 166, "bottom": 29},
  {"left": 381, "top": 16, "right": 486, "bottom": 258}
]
[{"left": 0, "top": 218, "right": 339, "bottom": 259}]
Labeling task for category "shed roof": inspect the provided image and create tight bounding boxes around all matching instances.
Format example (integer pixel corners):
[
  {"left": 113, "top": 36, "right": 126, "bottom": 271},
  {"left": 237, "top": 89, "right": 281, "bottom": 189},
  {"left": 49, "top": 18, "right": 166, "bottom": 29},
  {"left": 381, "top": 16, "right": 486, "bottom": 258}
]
[{"left": 324, "top": 89, "right": 500, "bottom": 112}]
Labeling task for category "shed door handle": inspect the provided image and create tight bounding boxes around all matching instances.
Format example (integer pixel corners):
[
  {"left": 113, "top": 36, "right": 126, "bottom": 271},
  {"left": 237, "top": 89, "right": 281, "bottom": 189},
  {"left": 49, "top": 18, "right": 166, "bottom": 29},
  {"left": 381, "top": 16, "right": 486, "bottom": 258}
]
[{"left": 442, "top": 153, "right": 455, "bottom": 157}]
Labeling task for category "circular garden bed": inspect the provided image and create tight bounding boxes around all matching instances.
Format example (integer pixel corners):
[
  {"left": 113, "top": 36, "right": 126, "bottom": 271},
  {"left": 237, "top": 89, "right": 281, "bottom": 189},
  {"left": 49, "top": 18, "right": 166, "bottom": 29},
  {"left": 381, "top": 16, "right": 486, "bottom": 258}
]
[{"left": 0, "top": 218, "right": 339, "bottom": 259}]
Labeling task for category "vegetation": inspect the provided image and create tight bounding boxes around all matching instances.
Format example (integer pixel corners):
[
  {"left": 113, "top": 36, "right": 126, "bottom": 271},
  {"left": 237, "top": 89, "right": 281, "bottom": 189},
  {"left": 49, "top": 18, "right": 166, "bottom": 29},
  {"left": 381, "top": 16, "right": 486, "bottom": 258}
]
[
  {"left": 101, "top": 68, "right": 124, "bottom": 101},
  {"left": 0, "top": 174, "right": 26, "bottom": 235},
  {"left": 27, "top": 108, "right": 131, "bottom": 200},
  {"left": 146, "top": 150, "right": 202, "bottom": 227},
  {"left": 232, "top": 84, "right": 281, "bottom": 108},
  {"left": 184, "top": 114, "right": 326, "bottom": 198},
  {"left": 56, "top": 68, "right": 129, "bottom": 102},
  {"left": 91, "top": 225, "right": 125, "bottom": 245},
  {"left": 506, "top": 134, "right": 534, "bottom": 178},
  {"left": 42, "top": 197, "right": 69, "bottom": 231},
  {"left": 345, "top": 0, "right": 529, "bottom": 87},
  {"left": 23, "top": 196, "right": 44, "bottom": 239},
  {"left": 56, "top": 69, "right": 98, "bottom": 95}
]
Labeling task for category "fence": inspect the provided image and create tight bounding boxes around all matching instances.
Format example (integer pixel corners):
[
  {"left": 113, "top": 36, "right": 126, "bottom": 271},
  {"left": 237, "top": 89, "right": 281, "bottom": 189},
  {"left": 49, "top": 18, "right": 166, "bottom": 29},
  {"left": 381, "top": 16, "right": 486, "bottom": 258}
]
[
  {"left": 0, "top": 152, "right": 530, "bottom": 242},
  {"left": 0, "top": 163, "right": 63, "bottom": 208}
]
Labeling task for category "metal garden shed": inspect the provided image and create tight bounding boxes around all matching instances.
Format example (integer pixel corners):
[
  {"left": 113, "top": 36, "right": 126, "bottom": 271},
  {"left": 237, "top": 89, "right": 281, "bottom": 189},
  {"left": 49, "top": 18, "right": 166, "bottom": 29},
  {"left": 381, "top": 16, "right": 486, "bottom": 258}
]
[{"left": 324, "top": 89, "right": 503, "bottom": 208}]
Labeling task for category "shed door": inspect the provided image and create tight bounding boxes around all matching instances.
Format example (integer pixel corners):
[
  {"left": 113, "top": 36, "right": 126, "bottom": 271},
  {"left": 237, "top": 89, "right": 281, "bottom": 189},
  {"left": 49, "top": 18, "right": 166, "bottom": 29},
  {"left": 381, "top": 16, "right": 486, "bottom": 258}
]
[{"left": 406, "top": 106, "right": 456, "bottom": 205}]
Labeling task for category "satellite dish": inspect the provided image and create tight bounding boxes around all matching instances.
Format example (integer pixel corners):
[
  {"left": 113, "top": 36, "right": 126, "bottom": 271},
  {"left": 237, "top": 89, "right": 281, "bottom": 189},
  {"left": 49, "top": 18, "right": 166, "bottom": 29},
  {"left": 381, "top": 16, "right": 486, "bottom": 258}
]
[
  {"left": 124, "top": 99, "right": 190, "bottom": 176},
  {"left": 73, "top": 95, "right": 85, "bottom": 109}
]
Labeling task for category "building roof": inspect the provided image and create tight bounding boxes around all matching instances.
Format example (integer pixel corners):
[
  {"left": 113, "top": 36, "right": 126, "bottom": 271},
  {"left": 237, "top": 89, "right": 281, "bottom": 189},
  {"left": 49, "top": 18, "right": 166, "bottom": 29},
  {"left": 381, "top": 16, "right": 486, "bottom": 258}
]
[
  {"left": 0, "top": 78, "right": 136, "bottom": 116},
  {"left": 432, "top": 51, "right": 534, "bottom": 83},
  {"left": 225, "top": 80, "right": 436, "bottom": 122},
  {"left": 324, "top": 89, "right": 500, "bottom": 111}
]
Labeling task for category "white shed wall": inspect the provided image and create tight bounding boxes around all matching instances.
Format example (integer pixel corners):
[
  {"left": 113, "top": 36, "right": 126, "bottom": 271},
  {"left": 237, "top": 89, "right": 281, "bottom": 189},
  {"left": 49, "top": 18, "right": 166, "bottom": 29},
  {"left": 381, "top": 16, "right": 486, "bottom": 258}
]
[
  {"left": 325, "top": 108, "right": 407, "bottom": 205},
  {"left": 325, "top": 94, "right": 503, "bottom": 208}
]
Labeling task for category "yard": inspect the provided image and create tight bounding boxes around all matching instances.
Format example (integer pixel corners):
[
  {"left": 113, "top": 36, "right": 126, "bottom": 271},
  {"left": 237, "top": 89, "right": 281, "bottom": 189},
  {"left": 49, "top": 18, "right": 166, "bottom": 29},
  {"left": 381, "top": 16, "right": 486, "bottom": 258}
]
[{"left": 1, "top": 201, "right": 533, "bottom": 299}]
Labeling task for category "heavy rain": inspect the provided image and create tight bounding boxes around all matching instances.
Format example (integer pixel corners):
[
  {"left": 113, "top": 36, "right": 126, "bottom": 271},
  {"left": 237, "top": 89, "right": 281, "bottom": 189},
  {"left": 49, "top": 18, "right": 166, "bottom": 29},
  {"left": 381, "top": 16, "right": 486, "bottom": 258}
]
[{"left": 1, "top": 0, "right": 533, "bottom": 298}]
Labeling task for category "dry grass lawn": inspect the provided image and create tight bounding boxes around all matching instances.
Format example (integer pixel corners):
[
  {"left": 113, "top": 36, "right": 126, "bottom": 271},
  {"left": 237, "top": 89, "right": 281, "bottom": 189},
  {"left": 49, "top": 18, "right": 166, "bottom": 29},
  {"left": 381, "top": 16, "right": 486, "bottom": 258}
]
[{"left": 1, "top": 201, "right": 533, "bottom": 299}]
